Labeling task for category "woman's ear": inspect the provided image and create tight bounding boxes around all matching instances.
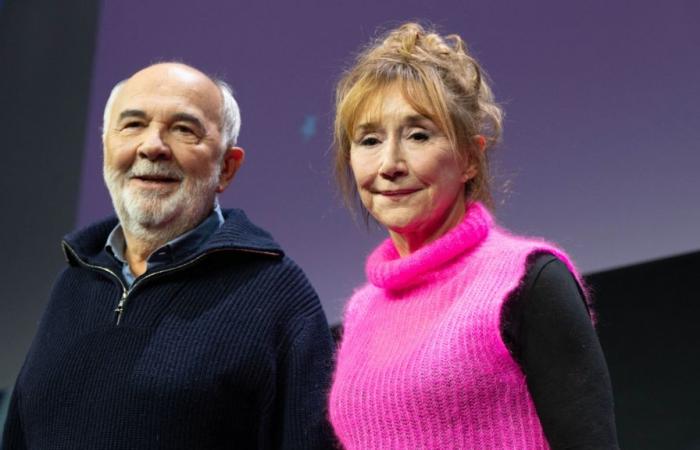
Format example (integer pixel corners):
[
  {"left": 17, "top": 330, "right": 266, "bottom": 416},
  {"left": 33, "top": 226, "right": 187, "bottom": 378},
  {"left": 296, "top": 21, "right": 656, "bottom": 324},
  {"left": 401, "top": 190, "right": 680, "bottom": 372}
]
[
  {"left": 473, "top": 135, "right": 486, "bottom": 153},
  {"left": 216, "top": 147, "right": 245, "bottom": 193},
  {"left": 461, "top": 135, "right": 486, "bottom": 183}
]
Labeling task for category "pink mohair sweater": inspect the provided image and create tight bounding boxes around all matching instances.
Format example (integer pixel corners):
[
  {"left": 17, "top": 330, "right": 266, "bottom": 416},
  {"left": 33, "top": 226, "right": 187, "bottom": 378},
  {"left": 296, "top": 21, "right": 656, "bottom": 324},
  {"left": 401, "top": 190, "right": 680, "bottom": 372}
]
[{"left": 329, "top": 203, "right": 585, "bottom": 449}]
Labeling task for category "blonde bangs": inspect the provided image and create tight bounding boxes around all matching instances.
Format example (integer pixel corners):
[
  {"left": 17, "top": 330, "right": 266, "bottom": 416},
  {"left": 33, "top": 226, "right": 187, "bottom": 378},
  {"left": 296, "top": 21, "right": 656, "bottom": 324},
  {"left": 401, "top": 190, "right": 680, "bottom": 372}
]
[
  {"left": 338, "top": 76, "right": 390, "bottom": 146},
  {"left": 398, "top": 72, "right": 459, "bottom": 158},
  {"left": 338, "top": 71, "right": 458, "bottom": 155}
]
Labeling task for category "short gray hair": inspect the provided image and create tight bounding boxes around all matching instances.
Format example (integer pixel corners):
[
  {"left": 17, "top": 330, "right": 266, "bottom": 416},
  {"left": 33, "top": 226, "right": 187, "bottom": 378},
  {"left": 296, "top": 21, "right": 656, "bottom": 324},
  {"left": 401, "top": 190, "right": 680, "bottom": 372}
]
[
  {"left": 102, "top": 80, "right": 126, "bottom": 143},
  {"left": 214, "top": 79, "right": 241, "bottom": 148},
  {"left": 101, "top": 75, "right": 242, "bottom": 149}
]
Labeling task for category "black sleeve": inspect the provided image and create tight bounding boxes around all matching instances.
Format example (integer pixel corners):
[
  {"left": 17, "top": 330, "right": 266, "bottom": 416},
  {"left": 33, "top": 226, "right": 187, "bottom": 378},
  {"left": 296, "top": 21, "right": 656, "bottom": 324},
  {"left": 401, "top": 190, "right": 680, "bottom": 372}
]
[
  {"left": 1, "top": 387, "right": 27, "bottom": 450},
  {"left": 273, "top": 310, "right": 337, "bottom": 450},
  {"left": 501, "top": 254, "right": 619, "bottom": 450}
]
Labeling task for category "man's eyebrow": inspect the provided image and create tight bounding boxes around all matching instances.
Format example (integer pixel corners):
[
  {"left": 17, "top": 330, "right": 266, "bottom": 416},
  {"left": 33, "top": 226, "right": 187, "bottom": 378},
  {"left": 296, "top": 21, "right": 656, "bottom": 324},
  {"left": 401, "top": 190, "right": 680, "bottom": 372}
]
[
  {"left": 171, "top": 113, "right": 204, "bottom": 130},
  {"left": 118, "top": 109, "right": 147, "bottom": 121},
  {"left": 116, "top": 110, "right": 205, "bottom": 130}
]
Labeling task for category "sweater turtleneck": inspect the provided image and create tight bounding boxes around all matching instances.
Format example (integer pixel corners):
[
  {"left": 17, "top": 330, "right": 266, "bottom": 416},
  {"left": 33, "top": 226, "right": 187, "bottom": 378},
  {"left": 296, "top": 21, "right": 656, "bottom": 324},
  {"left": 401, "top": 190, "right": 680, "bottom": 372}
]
[{"left": 366, "top": 202, "right": 492, "bottom": 290}]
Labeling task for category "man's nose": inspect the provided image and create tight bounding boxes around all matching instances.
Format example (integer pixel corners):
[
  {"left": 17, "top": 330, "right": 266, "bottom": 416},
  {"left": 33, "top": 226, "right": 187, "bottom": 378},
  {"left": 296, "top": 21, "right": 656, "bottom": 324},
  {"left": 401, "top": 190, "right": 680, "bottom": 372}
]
[
  {"left": 138, "top": 126, "right": 171, "bottom": 161},
  {"left": 379, "top": 138, "right": 407, "bottom": 181}
]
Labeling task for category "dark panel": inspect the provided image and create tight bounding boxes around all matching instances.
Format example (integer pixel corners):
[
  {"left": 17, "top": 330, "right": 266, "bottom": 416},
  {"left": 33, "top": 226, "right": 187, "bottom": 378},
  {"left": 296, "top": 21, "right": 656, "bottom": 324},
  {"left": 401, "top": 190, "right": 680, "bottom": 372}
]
[
  {"left": 588, "top": 251, "right": 700, "bottom": 450},
  {"left": 0, "top": 0, "right": 101, "bottom": 388}
]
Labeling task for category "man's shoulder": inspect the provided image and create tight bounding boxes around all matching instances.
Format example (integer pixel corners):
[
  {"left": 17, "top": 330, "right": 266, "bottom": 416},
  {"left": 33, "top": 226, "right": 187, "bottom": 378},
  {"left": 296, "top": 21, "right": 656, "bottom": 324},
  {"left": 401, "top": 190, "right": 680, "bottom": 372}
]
[
  {"left": 62, "top": 215, "right": 120, "bottom": 261},
  {"left": 66, "top": 215, "right": 120, "bottom": 240},
  {"left": 206, "top": 208, "right": 284, "bottom": 256},
  {"left": 230, "top": 253, "right": 318, "bottom": 301},
  {"left": 205, "top": 209, "right": 318, "bottom": 299}
]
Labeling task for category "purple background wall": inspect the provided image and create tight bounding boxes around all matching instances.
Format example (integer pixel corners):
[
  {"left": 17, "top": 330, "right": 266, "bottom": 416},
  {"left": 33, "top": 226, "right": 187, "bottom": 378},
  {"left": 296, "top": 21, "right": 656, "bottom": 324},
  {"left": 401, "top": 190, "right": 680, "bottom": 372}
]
[
  {"left": 78, "top": 0, "right": 699, "bottom": 322},
  {"left": 2, "top": 1, "right": 699, "bottom": 444}
]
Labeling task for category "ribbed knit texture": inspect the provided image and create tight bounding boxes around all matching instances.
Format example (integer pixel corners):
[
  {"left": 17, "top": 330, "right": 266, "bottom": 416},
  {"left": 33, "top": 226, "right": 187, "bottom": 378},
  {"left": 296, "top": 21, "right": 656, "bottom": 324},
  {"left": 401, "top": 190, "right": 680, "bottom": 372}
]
[
  {"left": 329, "top": 203, "right": 583, "bottom": 449},
  {"left": 2, "top": 209, "right": 335, "bottom": 450}
]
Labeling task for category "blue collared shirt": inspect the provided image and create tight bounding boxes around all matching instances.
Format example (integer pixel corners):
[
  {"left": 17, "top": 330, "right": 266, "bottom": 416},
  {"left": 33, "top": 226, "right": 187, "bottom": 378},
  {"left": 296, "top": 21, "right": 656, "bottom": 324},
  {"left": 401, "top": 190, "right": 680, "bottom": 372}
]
[{"left": 105, "top": 204, "right": 225, "bottom": 287}]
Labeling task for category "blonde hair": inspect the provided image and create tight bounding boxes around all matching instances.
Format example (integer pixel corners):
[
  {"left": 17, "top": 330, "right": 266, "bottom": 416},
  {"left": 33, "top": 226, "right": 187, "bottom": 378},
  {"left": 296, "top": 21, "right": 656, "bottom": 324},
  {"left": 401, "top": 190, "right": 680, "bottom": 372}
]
[{"left": 334, "top": 22, "right": 503, "bottom": 211}]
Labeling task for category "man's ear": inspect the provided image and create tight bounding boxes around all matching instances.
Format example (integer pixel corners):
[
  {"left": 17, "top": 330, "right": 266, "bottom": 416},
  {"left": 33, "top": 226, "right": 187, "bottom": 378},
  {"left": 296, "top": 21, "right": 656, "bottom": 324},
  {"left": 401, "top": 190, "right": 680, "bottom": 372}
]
[{"left": 216, "top": 147, "right": 245, "bottom": 193}]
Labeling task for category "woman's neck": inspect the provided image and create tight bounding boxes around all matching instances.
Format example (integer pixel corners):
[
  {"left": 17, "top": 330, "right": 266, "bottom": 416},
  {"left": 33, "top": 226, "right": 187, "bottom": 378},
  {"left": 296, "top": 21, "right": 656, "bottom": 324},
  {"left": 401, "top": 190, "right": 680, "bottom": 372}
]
[{"left": 388, "top": 200, "right": 467, "bottom": 257}]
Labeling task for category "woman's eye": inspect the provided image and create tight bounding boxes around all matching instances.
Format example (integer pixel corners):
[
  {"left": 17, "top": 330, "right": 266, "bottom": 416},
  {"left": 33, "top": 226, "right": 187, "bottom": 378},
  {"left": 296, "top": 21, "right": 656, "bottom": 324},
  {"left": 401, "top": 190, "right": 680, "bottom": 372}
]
[
  {"left": 359, "top": 136, "right": 380, "bottom": 146},
  {"left": 409, "top": 131, "right": 429, "bottom": 142}
]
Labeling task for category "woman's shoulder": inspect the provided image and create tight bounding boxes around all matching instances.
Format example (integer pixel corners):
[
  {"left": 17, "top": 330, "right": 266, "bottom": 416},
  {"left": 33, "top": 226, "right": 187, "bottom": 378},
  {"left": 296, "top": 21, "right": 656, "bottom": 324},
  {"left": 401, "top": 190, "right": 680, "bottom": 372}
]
[
  {"left": 483, "top": 226, "right": 583, "bottom": 279},
  {"left": 341, "top": 282, "right": 377, "bottom": 329},
  {"left": 484, "top": 226, "right": 566, "bottom": 254}
]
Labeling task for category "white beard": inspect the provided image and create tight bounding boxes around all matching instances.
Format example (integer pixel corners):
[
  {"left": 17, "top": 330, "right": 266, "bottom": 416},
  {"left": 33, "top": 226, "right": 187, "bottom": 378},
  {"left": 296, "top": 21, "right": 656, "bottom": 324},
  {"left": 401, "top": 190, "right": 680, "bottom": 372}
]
[{"left": 104, "top": 159, "right": 221, "bottom": 247}]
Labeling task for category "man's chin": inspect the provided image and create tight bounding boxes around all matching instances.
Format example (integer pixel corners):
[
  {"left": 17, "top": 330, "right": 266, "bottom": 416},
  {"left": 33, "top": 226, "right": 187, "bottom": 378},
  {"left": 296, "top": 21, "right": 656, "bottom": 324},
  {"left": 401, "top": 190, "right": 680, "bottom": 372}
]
[
  {"left": 126, "top": 185, "right": 179, "bottom": 200},
  {"left": 125, "top": 207, "right": 181, "bottom": 229},
  {"left": 111, "top": 177, "right": 218, "bottom": 242},
  {"left": 114, "top": 192, "right": 180, "bottom": 228}
]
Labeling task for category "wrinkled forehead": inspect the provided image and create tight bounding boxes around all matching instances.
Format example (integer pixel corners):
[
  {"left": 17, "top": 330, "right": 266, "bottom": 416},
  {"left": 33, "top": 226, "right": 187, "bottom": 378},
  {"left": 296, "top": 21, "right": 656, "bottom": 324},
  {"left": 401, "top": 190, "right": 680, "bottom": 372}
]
[{"left": 111, "top": 66, "right": 223, "bottom": 125}]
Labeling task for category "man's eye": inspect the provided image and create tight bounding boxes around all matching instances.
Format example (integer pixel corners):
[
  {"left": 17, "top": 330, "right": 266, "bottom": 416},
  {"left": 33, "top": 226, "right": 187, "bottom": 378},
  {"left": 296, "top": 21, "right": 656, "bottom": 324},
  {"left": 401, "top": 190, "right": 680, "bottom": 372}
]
[
  {"left": 359, "top": 136, "right": 380, "bottom": 146},
  {"left": 173, "top": 125, "right": 195, "bottom": 134},
  {"left": 122, "top": 121, "right": 144, "bottom": 129}
]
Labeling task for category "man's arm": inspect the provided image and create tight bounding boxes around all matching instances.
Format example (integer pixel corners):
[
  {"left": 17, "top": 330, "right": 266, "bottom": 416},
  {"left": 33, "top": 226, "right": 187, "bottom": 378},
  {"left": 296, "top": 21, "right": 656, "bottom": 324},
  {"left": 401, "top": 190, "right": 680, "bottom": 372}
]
[
  {"left": 272, "top": 310, "right": 336, "bottom": 449},
  {"left": 1, "top": 387, "right": 27, "bottom": 450}
]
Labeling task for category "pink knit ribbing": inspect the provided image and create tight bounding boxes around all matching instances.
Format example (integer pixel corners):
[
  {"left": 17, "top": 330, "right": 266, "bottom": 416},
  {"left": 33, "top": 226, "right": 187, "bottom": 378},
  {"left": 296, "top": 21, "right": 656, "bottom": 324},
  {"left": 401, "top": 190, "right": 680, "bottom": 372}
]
[
  {"left": 329, "top": 202, "right": 583, "bottom": 449},
  {"left": 366, "top": 202, "right": 492, "bottom": 290}
]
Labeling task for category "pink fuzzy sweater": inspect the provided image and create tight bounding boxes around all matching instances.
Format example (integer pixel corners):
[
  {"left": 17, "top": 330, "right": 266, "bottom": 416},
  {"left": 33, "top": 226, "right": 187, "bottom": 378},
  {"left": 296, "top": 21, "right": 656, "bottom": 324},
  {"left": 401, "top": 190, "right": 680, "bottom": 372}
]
[{"left": 329, "top": 203, "right": 584, "bottom": 449}]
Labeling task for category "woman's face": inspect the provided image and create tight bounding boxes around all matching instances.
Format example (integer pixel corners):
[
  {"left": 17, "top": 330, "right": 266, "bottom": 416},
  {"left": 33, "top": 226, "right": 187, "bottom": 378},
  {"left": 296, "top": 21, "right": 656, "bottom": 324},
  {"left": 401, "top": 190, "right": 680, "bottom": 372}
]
[{"left": 349, "top": 86, "right": 472, "bottom": 245}]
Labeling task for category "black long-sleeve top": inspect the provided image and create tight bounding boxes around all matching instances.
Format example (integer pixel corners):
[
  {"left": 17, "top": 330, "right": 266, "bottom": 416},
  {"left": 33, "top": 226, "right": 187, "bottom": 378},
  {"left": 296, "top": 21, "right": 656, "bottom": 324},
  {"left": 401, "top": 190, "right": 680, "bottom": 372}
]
[{"left": 502, "top": 254, "right": 619, "bottom": 449}]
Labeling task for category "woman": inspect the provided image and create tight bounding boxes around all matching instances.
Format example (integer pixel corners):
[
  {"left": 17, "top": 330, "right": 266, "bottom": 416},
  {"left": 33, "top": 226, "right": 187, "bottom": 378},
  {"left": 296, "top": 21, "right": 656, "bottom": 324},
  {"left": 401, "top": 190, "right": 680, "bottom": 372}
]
[{"left": 328, "top": 23, "right": 619, "bottom": 449}]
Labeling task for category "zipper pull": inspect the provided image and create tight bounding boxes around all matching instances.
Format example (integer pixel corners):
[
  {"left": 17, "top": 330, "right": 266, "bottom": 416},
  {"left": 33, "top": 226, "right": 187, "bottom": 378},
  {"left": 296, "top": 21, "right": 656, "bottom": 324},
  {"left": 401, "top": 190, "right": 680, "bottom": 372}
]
[{"left": 114, "top": 291, "right": 128, "bottom": 325}]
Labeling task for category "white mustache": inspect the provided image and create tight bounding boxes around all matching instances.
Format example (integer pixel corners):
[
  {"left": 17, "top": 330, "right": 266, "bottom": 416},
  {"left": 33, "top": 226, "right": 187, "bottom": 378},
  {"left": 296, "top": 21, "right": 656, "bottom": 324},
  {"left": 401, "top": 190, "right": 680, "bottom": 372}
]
[{"left": 127, "top": 161, "right": 183, "bottom": 180}]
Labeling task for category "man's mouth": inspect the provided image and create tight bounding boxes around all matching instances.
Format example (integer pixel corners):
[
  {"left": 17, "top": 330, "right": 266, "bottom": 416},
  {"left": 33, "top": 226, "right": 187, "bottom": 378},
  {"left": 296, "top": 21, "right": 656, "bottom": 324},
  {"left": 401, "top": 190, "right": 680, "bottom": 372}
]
[{"left": 130, "top": 174, "right": 182, "bottom": 184}]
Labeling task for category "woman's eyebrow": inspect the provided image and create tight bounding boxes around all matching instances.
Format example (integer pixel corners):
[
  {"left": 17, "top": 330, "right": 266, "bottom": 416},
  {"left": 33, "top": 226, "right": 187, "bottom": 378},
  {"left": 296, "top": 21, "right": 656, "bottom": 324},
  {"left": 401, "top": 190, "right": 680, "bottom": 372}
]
[
  {"left": 355, "top": 122, "right": 380, "bottom": 133},
  {"left": 403, "top": 114, "right": 431, "bottom": 126},
  {"left": 354, "top": 114, "right": 431, "bottom": 135}
]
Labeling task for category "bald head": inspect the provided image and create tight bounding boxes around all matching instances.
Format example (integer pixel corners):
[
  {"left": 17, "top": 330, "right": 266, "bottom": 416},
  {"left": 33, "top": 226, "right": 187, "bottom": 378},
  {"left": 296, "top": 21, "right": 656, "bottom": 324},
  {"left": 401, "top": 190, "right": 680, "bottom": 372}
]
[{"left": 103, "top": 62, "right": 241, "bottom": 149}]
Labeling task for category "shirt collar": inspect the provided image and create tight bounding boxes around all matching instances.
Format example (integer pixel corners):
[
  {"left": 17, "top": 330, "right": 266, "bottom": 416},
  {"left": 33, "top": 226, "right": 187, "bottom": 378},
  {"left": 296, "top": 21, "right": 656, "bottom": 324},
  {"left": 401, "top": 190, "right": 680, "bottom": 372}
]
[{"left": 105, "top": 202, "right": 225, "bottom": 271}]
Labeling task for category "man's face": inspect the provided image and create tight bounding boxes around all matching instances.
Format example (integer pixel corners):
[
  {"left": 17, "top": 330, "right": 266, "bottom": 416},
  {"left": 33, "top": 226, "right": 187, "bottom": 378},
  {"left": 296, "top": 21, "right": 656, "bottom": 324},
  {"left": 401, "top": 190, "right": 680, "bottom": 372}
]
[{"left": 103, "top": 64, "right": 226, "bottom": 239}]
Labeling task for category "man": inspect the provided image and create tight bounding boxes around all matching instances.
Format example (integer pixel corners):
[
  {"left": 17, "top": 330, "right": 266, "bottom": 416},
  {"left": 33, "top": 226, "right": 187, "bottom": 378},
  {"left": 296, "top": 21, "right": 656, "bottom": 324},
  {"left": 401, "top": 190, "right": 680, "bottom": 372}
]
[{"left": 2, "top": 63, "right": 335, "bottom": 449}]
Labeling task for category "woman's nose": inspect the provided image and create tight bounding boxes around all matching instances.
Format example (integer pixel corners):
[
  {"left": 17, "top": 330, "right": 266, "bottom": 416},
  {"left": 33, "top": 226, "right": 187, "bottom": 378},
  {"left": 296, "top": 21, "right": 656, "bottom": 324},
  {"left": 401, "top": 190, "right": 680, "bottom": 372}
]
[{"left": 379, "top": 138, "right": 407, "bottom": 180}]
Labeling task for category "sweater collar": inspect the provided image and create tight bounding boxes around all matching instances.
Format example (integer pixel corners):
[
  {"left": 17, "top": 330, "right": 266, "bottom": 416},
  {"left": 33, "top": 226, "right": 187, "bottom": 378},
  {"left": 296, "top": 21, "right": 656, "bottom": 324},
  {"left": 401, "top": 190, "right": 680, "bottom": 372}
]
[
  {"left": 366, "top": 202, "right": 492, "bottom": 290},
  {"left": 63, "top": 208, "right": 283, "bottom": 268}
]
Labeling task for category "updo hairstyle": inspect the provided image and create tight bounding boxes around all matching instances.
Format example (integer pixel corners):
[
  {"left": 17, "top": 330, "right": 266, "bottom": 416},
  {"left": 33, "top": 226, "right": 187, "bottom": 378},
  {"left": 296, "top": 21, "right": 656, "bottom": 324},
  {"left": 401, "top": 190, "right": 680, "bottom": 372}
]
[{"left": 334, "top": 22, "right": 503, "bottom": 210}]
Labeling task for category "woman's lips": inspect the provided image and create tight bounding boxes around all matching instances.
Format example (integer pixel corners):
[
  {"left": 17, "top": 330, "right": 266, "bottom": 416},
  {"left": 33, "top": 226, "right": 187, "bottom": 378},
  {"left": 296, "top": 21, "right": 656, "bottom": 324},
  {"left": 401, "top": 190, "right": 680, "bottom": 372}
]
[{"left": 377, "top": 188, "right": 420, "bottom": 197}]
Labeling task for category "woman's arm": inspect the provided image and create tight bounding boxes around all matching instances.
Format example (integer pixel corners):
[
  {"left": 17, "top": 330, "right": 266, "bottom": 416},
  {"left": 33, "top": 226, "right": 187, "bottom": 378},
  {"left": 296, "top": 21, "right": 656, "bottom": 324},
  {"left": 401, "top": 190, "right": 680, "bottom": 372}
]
[{"left": 502, "top": 254, "right": 620, "bottom": 450}]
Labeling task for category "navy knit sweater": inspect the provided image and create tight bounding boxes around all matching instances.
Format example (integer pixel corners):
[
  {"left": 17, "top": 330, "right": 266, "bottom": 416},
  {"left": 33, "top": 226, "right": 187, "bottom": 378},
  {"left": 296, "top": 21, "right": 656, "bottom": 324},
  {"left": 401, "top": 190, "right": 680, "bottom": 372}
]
[{"left": 2, "top": 209, "right": 336, "bottom": 449}]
